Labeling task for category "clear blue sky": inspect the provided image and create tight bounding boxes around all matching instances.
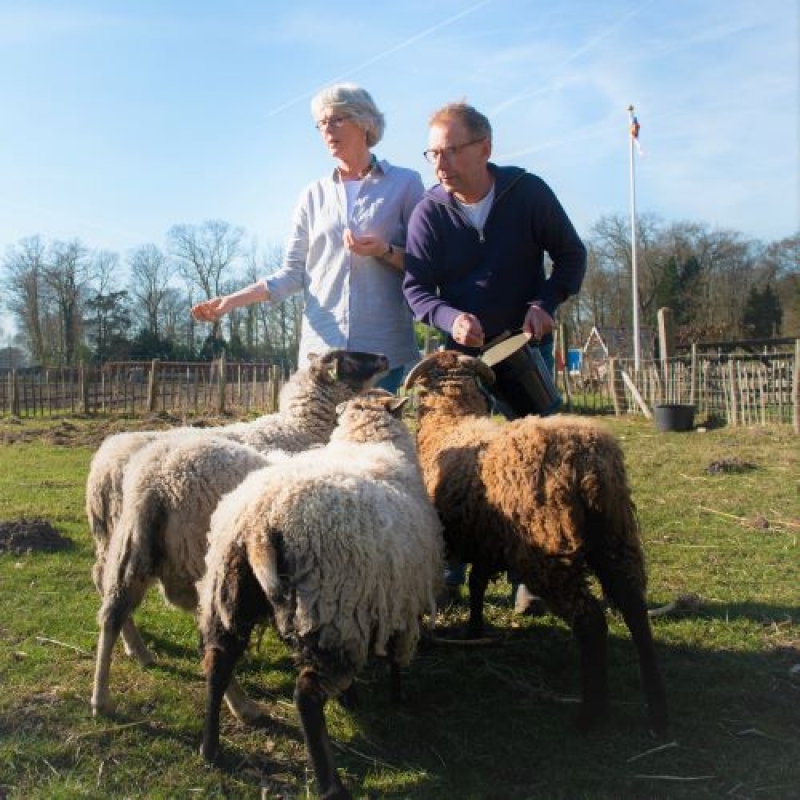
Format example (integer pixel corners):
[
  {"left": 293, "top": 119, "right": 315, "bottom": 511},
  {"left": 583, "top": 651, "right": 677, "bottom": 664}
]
[{"left": 1, "top": 0, "right": 797, "bottom": 259}]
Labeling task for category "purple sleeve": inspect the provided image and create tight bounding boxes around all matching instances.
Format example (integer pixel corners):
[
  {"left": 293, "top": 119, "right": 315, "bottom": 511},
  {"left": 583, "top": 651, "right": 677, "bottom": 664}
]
[
  {"left": 532, "top": 179, "right": 587, "bottom": 316},
  {"left": 402, "top": 203, "right": 461, "bottom": 336}
]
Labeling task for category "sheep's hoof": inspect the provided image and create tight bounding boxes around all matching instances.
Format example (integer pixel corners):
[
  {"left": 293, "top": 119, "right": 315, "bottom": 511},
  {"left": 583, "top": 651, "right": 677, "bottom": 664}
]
[
  {"left": 647, "top": 707, "right": 669, "bottom": 737},
  {"left": 228, "top": 698, "right": 269, "bottom": 725},
  {"left": 126, "top": 648, "right": 156, "bottom": 667},
  {"left": 574, "top": 707, "right": 607, "bottom": 733},
  {"left": 338, "top": 684, "right": 359, "bottom": 710},
  {"left": 91, "top": 697, "right": 115, "bottom": 718},
  {"left": 200, "top": 742, "right": 219, "bottom": 763}
]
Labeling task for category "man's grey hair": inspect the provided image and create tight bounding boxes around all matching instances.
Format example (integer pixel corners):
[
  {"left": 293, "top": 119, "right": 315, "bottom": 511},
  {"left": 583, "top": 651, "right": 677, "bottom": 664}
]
[
  {"left": 429, "top": 101, "right": 492, "bottom": 144},
  {"left": 311, "top": 84, "right": 386, "bottom": 147}
]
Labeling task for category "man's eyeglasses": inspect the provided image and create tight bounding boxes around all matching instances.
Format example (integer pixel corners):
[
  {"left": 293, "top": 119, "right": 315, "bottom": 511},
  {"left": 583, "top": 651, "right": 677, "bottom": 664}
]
[
  {"left": 315, "top": 115, "right": 350, "bottom": 131},
  {"left": 423, "top": 138, "right": 485, "bottom": 164}
]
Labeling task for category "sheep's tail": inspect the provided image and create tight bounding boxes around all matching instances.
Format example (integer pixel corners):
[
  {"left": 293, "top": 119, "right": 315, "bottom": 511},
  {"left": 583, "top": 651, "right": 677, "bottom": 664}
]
[
  {"left": 204, "top": 527, "right": 284, "bottom": 634},
  {"left": 103, "top": 487, "right": 166, "bottom": 596}
]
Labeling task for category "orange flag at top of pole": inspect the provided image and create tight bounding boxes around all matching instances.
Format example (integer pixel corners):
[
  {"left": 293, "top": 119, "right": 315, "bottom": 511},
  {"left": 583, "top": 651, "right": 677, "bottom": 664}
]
[{"left": 628, "top": 104, "right": 643, "bottom": 155}]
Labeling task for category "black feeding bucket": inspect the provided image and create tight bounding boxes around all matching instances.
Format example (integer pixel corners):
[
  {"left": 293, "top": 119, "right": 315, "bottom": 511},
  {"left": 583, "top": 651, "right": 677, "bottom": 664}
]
[
  {"left": 654, "top": 403, "right": 696, "bottom": 432},
  {"left": 480, "top": 331, "right": 562, "bottom": 418}
]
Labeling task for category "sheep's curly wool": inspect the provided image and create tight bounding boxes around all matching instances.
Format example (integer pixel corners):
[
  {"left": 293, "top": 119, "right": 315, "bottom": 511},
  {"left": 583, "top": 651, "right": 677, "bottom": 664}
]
[
  {"left": 200, "top": 394, "right": 443, "bottom": 694},
  {"left": 198, "top": 390, "right": 444, "bottom": 795},
  {"left": 86, "top": 351, "right": 389, "bottom": 584},
  {"left": 90, "top": 351, "right": 388, "bottom": 719},
  {"left": 404, "top": 350, "right": 667, "bottom": 735},
  {"left": 91, "top": 432, "right": 272, "bottom": 718}
]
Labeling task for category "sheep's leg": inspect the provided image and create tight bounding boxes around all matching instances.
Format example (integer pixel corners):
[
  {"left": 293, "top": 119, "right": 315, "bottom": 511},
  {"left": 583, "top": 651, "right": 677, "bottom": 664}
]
[
  {"left": 338, "top": 683, "right": 360, "bottom": 710},
  {"left": 201, "top": 631, "right": 248, "bottom": 761},
  {"left": 93, "top": 559, "right": 154, "bottom": 666},
  {"left": 91, "top": 579, "right": 150, "bottom": 716},
  {"left": 386, "top": 636, "right": 403, "bottom": 704},
  {"left": 591, "top": 542, "right": 668, "bottom": 734},
  {"left": 224, "top": 676, "right": 268, "bottom": 724},
  {"left": 120, "top": 619, "right": 155, "bottom": 666},
  {"left": 295, "top": 666, "right": 351, "bottom": 800},
  {"left": 466, "top": 563, "right": 491, "bottom": 638},
  {"left": 569, "top": 596, "right": 609, "bottom": 731},
  {"left": 611, "top": 588, "right": 668, "bottom": 735}
]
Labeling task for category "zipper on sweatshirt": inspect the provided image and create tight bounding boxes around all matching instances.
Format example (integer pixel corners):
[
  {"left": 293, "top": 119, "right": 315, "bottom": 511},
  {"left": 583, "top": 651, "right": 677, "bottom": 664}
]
[{"left": 431, "top": 171, "right": 526, "bottom": 244}]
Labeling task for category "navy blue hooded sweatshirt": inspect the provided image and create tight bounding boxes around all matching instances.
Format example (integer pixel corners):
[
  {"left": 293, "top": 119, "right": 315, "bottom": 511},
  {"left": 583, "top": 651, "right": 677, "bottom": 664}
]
[{"left": 403, "top": 164, "right": 587, "bottom": 350}]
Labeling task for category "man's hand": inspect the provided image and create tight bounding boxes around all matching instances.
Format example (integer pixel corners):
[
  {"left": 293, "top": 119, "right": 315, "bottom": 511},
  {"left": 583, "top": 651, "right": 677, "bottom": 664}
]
[
  {"left": 522, "top": 304, "right": 554, "bottom": 341},
  {"left": 451, "top": 312, "right": 485, "bottom": 348}
]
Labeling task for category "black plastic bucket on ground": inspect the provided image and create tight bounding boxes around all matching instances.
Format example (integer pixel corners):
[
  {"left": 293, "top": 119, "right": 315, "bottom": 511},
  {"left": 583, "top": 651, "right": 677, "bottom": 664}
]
[
  {"left": 481, "top": 333, "right": 562, "bottom": 418},
  {"left": 654, "top": 403, "right": 695, "bottom": 432}
]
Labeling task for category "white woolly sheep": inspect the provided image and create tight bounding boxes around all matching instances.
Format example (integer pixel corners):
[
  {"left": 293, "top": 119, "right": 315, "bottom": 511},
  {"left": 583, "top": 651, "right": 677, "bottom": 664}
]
[
  {"left": 403, "top": 350, "right": 668, "bottom": 735},
  {"left": 90, "top": 350, "right": 389, "bottom": 720},
  {"left": 86, "top": 350, "right": 389, "bottom": 594},
  {"left": 197, "top": 389, "right": 444, "bottom": 798}
]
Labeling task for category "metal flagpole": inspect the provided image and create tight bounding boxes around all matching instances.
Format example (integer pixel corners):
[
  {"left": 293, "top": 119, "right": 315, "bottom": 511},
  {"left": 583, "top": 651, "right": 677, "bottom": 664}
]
[{"left": 628, "top": 104, "right": 641, "bottom": 372}]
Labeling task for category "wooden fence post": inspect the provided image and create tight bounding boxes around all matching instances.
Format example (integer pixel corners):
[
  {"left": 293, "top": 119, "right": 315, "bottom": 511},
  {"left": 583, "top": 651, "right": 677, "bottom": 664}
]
[
  {"left": 216, "top": 352, "right": 227, "bottom": 413},
  {"left": 9, "top": 369, "right": 20, "bottom": 417},
  {"left": 658, "top": 307, "right": 675, "bottom": 397},
  {"left": 79, "top": 361, "right": 90, "bottom": 415},
  {"left": 147, "top": 359, "right": 160, "bottom": 412},
  {"left": 607, "top": 357, "right": 623, "bottom": 416},
  {"left": 690, "top": 343, "right": 698, "bottom": 409},
  {"left": 793, "top": 338, "right": 799, "bottom": 435},
  {"left": 728, "top": 359, "right": 738, "bottom": 426}
]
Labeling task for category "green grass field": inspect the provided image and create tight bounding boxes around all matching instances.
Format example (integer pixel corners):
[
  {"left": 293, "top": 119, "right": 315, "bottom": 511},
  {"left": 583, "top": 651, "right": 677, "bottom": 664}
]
[{"left": 0, "top": 416, "right": 798, "bottom": 799}]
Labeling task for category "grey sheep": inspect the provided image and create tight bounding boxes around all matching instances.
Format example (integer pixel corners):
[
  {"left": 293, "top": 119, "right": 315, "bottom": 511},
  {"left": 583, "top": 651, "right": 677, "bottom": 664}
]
[
  {"left": 198, "top": 389, "right": 444, "bottom": 799},
  {"left": 403, "top": 350, "right": 668, "bottom": 735},
  {"left": 90, "top": 351, "right": 389, "bottom": 721}
]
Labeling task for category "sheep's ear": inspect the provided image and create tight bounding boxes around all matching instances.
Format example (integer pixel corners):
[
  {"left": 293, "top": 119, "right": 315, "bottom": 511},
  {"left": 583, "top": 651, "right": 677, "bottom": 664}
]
[{"left": 387, "top": 396, "right": 409, "bottom": 417}]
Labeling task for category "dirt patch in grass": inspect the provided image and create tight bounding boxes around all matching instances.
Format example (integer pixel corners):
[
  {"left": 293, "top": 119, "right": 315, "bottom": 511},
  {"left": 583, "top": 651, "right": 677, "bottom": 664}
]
[
  {"left": 0, "top": 413, "right": 238, "bottom": 448},
  {"left": 0, "top": 518, "right": 73, "bottom": 555}
]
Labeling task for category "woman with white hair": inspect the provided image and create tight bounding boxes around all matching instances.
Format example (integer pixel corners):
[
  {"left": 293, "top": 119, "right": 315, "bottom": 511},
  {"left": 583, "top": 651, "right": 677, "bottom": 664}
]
[{"left": 192, "top": 84, "right": 423, "bottom": 392}]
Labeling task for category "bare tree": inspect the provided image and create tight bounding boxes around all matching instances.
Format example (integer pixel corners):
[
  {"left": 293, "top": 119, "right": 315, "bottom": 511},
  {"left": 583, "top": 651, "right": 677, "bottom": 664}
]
[
  {"left": 2, "top": 236, "right": 48, "bottom": 363},
  {"left": 167, "top": 220, "right": 244, "bottom": 349},
  {"left": 44, "top": 240, "right": 91, "bottom": 365},
  {"left": 167, "top": 219, "right": 244, "bottom": 299},
  {"left": 128, "top": 244, "right": 174, "bottom": 339},
  {"left": 85, "top": 250, "right": 131, "bottom": 362}
]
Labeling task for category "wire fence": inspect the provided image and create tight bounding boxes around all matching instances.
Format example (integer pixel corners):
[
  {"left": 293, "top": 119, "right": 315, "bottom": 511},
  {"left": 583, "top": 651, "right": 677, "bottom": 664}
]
[
  {"left": 1, "top": 342, "right": 797, "bottom": 432},
  {"left": 0, "top": 358, "right": 286, "bottom": 419},
  {"left": 562, "top": 341, "right": 797, "bottom": 430}
]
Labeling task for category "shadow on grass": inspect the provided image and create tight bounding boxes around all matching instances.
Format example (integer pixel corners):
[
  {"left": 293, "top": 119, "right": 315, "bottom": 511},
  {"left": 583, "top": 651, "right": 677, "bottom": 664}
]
[{"left": 35, "top": 607, "right": 798, "bottom": 799}]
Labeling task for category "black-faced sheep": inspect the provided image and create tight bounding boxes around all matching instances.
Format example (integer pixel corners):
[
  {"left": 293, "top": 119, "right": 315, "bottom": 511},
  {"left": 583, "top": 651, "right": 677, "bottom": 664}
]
[
  {"left": 197, "top": 390, "right": 444, "bottom": 799},
  {"left": 90, "top": 350, "right": 389, "bottom": 720},
  {"left": 403, "top": 350, "right": 668, "bottom": 735}
]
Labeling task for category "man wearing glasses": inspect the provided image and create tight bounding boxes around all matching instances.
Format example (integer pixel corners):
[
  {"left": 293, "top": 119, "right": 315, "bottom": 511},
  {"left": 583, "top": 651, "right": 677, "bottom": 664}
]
[
  {"left": 402, "top": 101, "right": 587, "bottom": 612},
  {"left": 403, "top": 100, "right": 586, "bottom": 360}
]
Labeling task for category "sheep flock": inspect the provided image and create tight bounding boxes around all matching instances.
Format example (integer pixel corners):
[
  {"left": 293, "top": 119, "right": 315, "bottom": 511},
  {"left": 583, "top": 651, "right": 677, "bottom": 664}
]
[{"left": 84, "top": 348, "right": 668, "bottom": 798}]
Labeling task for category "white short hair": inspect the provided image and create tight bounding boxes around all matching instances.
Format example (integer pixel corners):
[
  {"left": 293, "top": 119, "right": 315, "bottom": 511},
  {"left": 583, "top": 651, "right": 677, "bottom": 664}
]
[{"left": 311, "top": 83, "right": 385, "bottom": 147}]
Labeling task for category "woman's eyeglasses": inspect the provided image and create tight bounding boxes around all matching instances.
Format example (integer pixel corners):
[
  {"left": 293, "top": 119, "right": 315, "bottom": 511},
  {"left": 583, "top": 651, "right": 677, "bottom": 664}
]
[{"left": 315, "top": 115, "right": 350, "bottom": 131}]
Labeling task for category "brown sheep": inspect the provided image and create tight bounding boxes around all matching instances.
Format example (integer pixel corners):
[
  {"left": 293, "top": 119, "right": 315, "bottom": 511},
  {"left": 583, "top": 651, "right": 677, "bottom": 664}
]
[{"left": 404, "top": 350, "right": 667, "bottom": 735}]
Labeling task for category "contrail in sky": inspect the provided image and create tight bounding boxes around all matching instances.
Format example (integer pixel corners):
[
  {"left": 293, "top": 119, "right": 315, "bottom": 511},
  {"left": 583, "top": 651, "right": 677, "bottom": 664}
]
[
  {"left": 265, "top": 0, "right": 495, "bottom": 118},
  {"left": 491, "top": 0, "right": 655, "bottom": 116}
]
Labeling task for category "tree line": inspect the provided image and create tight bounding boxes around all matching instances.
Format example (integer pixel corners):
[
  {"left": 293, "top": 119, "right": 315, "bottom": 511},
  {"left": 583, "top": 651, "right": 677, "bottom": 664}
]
[{"left": 1, "top": 217, "right": 797, "bottom": 369}]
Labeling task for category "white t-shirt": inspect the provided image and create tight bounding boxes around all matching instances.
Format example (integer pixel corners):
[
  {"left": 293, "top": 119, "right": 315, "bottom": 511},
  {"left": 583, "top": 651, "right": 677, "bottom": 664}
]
[{"left": 456, "top": 184, "right": 495, "bottom": 231}]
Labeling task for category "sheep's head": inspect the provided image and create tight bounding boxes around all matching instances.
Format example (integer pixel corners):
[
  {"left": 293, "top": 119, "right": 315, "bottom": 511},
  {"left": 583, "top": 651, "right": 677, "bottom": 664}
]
[
  {"left": 333, "top": 389, "right": 411, "bottom": 444},
  {"left": 308, "top": 350, "right": 390, "bottom": 392},
  {"left": 403, "top": 351, "right": 494, "bottom": 416}
]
